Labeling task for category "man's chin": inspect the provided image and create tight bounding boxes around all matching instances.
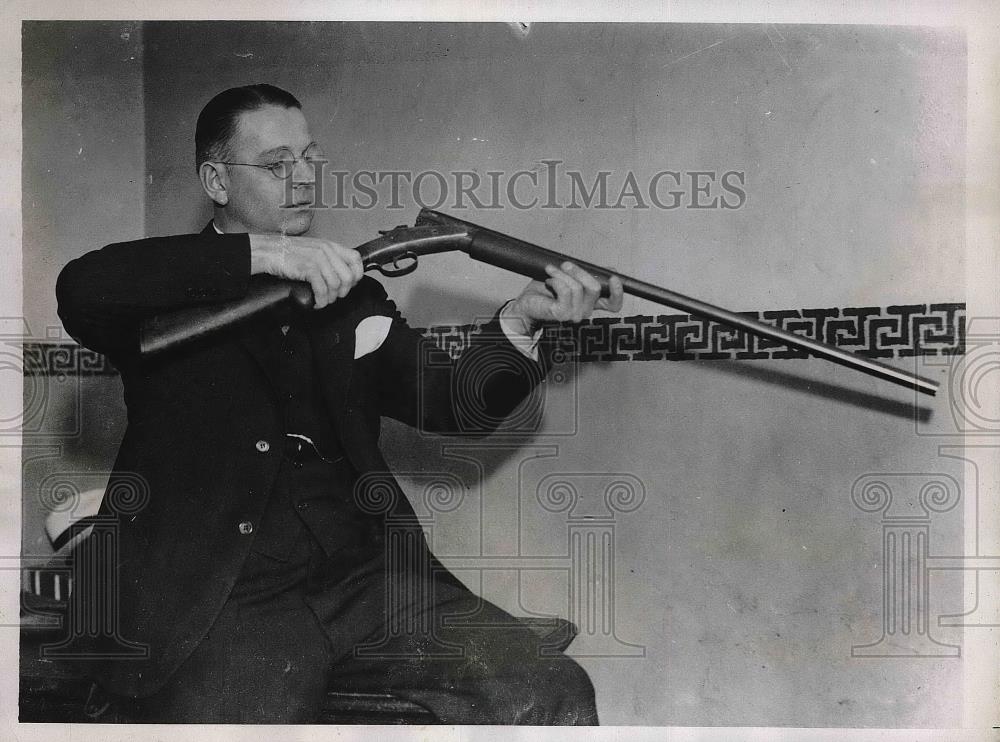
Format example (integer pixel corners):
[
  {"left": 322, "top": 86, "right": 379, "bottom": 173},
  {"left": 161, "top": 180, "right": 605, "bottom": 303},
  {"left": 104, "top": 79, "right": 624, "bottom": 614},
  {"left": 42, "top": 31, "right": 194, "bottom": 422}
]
[{"left": 281, "top": 210, "right": 314, "bottom": 236}]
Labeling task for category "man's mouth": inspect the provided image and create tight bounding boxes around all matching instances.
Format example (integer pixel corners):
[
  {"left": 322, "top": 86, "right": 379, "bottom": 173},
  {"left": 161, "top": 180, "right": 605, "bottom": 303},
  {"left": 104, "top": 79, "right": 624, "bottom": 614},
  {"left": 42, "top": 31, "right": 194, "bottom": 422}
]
[{"left": 290, "top": 186, "right": 315, "bottom": 207}]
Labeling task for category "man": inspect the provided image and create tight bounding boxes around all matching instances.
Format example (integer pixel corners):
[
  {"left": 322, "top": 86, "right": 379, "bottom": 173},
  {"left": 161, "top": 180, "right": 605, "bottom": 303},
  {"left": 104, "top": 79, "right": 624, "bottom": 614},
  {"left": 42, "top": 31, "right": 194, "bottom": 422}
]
[{"left": 55, "top": 84, "right": 623, "bottom": 724}]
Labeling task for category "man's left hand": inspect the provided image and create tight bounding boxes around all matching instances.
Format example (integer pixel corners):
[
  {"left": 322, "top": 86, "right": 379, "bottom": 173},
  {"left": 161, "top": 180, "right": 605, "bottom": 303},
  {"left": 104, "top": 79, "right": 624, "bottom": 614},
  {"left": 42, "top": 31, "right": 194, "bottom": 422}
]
[{"left": 506, "top": 261, "right": 624, "bottom": 334}]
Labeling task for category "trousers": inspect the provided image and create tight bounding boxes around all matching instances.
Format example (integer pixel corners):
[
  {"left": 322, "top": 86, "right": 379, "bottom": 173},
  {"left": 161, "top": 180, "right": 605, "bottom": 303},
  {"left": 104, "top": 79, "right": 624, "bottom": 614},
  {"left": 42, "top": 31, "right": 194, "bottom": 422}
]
[{"left": 120, "top": 450, "right": 598, "bottom": 724}]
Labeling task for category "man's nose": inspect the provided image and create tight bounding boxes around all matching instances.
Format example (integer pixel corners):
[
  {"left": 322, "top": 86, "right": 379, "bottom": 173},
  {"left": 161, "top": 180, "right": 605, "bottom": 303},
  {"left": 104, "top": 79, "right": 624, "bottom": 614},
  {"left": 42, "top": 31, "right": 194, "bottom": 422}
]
[{"left": 292, "top": 156, "right": 317, "bottom": 183}]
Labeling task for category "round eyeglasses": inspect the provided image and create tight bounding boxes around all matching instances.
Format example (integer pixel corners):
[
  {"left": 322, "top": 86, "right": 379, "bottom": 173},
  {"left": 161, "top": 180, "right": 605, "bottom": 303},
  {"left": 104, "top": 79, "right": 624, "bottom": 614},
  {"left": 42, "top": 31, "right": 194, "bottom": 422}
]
[{"left": 216, "top": 150, "right": 326, "bottom": 180}]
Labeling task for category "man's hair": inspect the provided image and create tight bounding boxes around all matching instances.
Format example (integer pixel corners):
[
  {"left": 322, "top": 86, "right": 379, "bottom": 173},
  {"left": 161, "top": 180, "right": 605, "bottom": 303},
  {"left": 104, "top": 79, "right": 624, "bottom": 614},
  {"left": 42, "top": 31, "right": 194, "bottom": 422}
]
[{"left": 195, "top": 84, "right": 301, "bottom": 172}]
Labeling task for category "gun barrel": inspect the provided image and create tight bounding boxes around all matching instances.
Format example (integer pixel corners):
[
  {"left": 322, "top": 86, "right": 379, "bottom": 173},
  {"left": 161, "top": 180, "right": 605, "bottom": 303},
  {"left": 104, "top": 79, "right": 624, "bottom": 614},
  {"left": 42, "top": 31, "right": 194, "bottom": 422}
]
[
  {"left": 622, "top": 275, "right": 937, "bottom": 395},
  {"left": 418, "top": 209, "right": 938, "bottom": 396}
]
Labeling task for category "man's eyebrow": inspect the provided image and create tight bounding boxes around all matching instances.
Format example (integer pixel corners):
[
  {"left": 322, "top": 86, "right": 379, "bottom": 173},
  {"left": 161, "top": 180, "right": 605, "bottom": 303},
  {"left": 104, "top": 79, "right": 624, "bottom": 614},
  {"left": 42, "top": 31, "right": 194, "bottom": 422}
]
[{"left": 257, "top": 142, "right": 318, "bottom": 159}]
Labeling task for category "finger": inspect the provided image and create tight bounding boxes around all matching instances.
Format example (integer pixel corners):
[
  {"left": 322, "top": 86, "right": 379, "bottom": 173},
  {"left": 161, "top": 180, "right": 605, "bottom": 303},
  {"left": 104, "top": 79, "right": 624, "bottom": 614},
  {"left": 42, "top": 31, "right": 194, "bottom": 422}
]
[
  {"left": 540, "top": 272, "right": 559, "bottom": 300},
  {"left": 348, "top": 247, "right": 365, "bottom": 284},
  {"left": 546, "top": 264, "right": 581, "bottom": 320},
  {"left": 321, "top": 243, "right": 354, "bottom": 295},
  {"left": 332, "top": 243, "right": 365, "bottom": 285},
  {"left": 307, "top": 273, "right": 330, "bottom": 309},
  {"left": 596, "top": 275, "right": 625, "bottom": 313},
  {"left": 544, "top": 266, "right": 577, "bottom": 321},
  {"left": 320, "top": 243, "right": 355, "bottom": 298},
  {"left": 311, "top": 248, "right": 342, "bottom": 305},
  {"left": 556, "top": 262, "right": 586, "bottom": 322},
  {"left": 544, "top": 278, "right": 570, "bottom": 320},
  {"left": 294, "top": 248, "right": 330, "bottom": 308},
  {"left": 543, "top": 265, "right": 570, "bottom": 319},
  {"left": 563, "top": 262, "right": 602, "bottom": 316},
  {"left": 608, "top": 274, "right": 624, "bottom": 311},
  {"left": 564, "top": 262, "right": 602, "bottom": 297}
]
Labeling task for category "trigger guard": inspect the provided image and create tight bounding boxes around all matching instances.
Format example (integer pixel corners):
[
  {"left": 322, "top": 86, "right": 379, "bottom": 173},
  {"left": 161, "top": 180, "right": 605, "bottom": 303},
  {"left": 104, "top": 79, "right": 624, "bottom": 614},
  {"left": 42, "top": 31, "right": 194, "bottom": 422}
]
[{"left": 377, "top": 252, "right": 418, "bottom": 278}]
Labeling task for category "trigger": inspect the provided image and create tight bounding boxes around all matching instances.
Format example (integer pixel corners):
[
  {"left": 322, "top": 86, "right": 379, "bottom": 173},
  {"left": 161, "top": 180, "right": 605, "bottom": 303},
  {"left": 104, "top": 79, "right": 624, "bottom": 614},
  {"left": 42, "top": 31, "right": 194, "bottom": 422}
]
[{"left": 377, "top": 251, "right": 418, "bottom": 277}]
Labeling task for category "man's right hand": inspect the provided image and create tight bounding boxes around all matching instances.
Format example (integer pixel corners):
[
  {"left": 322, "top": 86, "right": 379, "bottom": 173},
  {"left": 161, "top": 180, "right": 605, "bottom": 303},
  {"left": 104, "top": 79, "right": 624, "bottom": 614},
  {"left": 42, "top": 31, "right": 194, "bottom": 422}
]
[{"left": 249, "top": 234, "right": 365, "bottom": 309}]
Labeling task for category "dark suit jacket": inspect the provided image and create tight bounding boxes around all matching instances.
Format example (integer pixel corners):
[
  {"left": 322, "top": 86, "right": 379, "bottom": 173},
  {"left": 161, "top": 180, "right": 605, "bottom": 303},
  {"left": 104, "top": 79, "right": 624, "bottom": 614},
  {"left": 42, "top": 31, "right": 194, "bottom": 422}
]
[{"left": 55, "top": 222, "right": 550, "bottom": 697}]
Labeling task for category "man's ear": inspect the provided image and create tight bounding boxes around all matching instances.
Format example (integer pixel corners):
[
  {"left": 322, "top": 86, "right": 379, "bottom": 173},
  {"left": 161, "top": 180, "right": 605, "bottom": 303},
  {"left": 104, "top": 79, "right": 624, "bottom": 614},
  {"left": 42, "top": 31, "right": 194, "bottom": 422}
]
[{"left": 199, "top": 161, "right": 230, "bottom": 206}]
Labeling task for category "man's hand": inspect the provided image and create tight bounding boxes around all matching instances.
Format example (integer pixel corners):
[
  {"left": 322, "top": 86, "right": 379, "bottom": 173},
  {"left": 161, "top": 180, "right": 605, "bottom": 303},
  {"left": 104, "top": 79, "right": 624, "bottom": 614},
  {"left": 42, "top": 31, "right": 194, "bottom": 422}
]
[
  {"left": 505, "top": 261, "right": 624, "bottom": 334},
  {"left": 249, "top": 234, "right": 364, "bottom": 309}
]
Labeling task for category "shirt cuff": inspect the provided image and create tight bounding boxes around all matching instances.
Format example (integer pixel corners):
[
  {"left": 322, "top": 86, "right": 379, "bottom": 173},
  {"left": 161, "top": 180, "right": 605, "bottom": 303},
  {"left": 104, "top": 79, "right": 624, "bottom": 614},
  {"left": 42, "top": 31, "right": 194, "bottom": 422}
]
[{"left": 499, "top": 300, "right": 544, "bottom": 362}]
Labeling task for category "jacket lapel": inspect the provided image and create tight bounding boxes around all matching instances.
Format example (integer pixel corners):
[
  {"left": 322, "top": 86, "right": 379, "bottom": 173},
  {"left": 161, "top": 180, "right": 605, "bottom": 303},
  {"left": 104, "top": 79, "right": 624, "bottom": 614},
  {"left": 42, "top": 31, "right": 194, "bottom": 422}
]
[
  {"left": 197, "top": 221, "right": 284, "bottom": 393},
  {"left": 236, "top": 322, "right": 284, "bottom": 392},
  {"left": 304, "top": 309, "right": 357, "bottom": 417},
  {"left": 201, "top": 221, "right": 361, "bottom": 436}
]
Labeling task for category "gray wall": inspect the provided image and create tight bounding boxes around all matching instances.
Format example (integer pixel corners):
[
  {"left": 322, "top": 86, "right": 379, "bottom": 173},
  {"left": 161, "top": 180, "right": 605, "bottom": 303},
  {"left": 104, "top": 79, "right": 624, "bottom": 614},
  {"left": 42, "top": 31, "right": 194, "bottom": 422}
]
[
  {"left": 25, "top": 22, "right": 967, "bottom": 726},
  {"left": 21, "top": 22, "right": 144, "bottom": 556}
]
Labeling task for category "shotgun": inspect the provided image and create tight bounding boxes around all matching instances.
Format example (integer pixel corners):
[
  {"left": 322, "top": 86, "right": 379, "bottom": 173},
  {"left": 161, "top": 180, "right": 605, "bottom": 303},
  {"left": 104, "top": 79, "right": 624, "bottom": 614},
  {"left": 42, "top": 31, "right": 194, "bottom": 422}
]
[{"left": 140, "top": 208, "right": 938, "bottom": 396}]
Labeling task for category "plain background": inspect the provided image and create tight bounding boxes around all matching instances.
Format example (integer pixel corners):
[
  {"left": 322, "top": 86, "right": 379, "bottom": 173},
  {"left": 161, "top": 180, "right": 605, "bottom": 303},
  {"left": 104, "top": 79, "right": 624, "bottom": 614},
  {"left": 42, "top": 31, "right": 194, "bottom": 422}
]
[{"left": 21, "top": 21, "right": 970, "bottom": 726}]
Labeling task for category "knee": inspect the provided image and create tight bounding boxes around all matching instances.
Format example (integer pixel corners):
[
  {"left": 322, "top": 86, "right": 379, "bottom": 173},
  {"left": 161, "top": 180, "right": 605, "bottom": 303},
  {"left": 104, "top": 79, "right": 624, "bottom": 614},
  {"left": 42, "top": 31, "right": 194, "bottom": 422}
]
[{"left": 521, "top": 656, "right": 598, "bottom": 725}]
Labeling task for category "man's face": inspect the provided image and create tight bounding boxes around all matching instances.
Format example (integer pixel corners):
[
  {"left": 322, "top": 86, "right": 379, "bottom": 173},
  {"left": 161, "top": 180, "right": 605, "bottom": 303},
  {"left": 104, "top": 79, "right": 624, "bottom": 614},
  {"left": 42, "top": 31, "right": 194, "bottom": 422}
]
[{"left": 221, "top": 104, "right": 318, "bottom": 236}]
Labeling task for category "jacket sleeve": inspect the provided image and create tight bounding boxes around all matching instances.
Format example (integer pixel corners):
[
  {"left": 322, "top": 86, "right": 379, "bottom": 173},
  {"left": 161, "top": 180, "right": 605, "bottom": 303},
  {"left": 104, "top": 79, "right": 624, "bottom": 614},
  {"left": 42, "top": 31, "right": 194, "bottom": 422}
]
[
  {"left": 55, "top": 233, "right": 252, "bottom": 362},
  {"left": 360, "top": 278, "right": 553, "bottom": 437}
]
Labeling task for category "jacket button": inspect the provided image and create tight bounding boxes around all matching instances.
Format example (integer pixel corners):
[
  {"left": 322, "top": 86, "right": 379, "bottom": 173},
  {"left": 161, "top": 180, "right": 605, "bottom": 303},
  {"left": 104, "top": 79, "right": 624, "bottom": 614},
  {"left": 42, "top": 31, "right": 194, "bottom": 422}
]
[
  {"left": 296, "top": 502, "right": 309, "bottom": 511},
  {"left": 237, "top": 521, "right": 254, "bottom": 535},
  {"left": 255, "top": 439, "right": 270, "bottom": 453}
]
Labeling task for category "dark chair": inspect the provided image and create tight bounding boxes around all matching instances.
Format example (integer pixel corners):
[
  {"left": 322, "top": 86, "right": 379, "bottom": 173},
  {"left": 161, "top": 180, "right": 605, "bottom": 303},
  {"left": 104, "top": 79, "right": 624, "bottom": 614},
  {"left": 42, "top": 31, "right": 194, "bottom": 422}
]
[{"left": 19, "top": 589, "right": 578, "bottom": 724}]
